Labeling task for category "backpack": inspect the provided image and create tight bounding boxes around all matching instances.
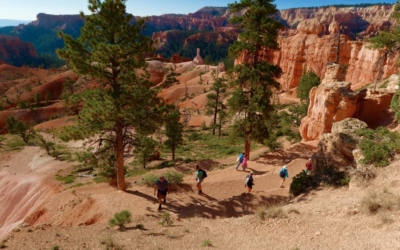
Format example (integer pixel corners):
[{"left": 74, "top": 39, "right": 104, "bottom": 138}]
[
  {"left": 279, "top": 169, "right": 285, "bottom": 178},
  {"left": 201, "top": 169, "right": 207, "bottom": 179},
  {"left": 244, "top": 175, "right": 251, "bottom": 186}
]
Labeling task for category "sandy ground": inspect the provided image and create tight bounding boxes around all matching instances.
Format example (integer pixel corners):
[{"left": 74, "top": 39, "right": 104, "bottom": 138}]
[{"left": 1, "top": 138, "right": 400, "bottom": 250}]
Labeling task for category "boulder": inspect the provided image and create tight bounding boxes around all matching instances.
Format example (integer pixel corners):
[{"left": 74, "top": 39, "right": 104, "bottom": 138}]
[{"left": 314, "top": 118, "right": 368, "bottom": 174}]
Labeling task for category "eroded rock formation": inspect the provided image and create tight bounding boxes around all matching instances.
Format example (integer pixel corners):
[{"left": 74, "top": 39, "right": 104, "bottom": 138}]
[
  {"left": 300, "top": 64, "right": 395, "bottom": 141},
  {"left": 313, "top": 118, "right": 368, "bottom": 173},
  {"left": 0, "top": 35, "right": 37, "bottom": 62}
]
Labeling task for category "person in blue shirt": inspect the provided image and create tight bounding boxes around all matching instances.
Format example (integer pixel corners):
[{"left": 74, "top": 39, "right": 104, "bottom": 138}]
[
  {"left": 235, "top": 152, "right": 245, "bottom": 170},
  {"left": 195, "top": 165, "right": 204, "bottom": 194},
  {"left": 279, "top": 165, "right": 289, "bottom": 188},
  {"left": 154, "top": 176, "right": 169, "bottom": 210}
]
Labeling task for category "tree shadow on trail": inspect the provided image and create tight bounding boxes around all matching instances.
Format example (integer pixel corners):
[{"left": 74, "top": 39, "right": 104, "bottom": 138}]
[
  {"left": 255, "top": 143, "right": 317, "bottom": 167},
  {"left": 125, "top": 189, "right": 288, "bottom": 220},
  {"left": 247, "top": 168, "right": 268, "bottom": 175}
]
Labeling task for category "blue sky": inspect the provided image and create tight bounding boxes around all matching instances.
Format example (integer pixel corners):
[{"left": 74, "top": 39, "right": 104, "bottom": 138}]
[{"left": 0, "top": 0, "right": 396, "bottom": 21}]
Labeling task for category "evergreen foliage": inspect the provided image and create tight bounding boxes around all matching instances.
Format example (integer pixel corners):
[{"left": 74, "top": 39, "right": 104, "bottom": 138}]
[
  {"left": 6, "top": 116, "right": 35, "bottom": 143},
  {"left": 165, "top": 108, "right": 184, "bottom": 160},
  {"left": 356, "top": 127, "right": 400, "bottom": 167},
  {"left": 134, "top": 135, "right": 158, "bottom": 168},
  {"left": 227, "top": 0, "right": 283, "bottom": 156},
  {"left": 205, "top": 71, "right": 228, "bottom": 136},
  {"left": 297, "top": 69, "right": 320, "bottom": 102},
  {"left": 108, "top": 210, "right": 132, "bottom": 231},
  {"left": 57, "top": 0, "right": 166, "bottom": 190}
]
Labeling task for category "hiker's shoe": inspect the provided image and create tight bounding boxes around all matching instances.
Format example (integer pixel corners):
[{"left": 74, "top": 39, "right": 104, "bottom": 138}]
[
  {"left": 198, "top": 190, "right": 203, "bottom": 194},
  {"left": 158, "top": 205, "right": 162, "bottom": 210}
]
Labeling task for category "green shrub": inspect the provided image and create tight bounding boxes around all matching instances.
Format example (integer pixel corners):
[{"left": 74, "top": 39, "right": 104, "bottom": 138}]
[
  {"left": 188, "top": 131, "right": 201, "bottom": 141},
  {"left": 357, "top": 127, "right": 400, "bottom": 167},
  {"left": 159, "top": 211, "right": 173, "bottom": 226},
  {"left": 164, "top": 170, "right": 184, "bottom": 185},
  {"left": 50, "top": 246, "right": 60, "bottom": 250},
  {"left": 139, "top": 173, "right": 158, "bottom": 186},
  {"left": 201, "top": 239, "right": 212, "bottom": 247},
  {"left": 108, "top": 210, "right": 132, "bottom": 230},
  {"left": 55, "top": 174, "right": 76, "bottom": 184},
  {"left": 290, "top": 171, "right": 317, "bottom": 197}
]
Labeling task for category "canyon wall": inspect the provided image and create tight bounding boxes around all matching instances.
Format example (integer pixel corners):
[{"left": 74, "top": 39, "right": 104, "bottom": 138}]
[
  {"left": 300, "top": 64, "right": 395, "bottom": 141},
  {"left": 0, "top": 35, "right": 36, "bottom": 61}
]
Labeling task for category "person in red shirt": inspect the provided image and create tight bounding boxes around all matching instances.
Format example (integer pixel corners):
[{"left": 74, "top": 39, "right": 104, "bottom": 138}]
[{"left": 305, "top": 158, "right": 312, "bottom": 174}]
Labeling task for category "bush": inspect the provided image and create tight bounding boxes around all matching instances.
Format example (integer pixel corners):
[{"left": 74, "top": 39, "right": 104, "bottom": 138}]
[
  {"left": 139, "top": 173, "right": 158, "bottom": 186},
  {"left": 108, "top": 210, "right": 132, "bottom": 230},
  {"left": 361, "top": 189, "right": 400, "bottom": 214},
  {"left": 255, "top": 205, "right": 267, "bottom": 221},
  {"left": 201, "top": 239, "right": 212, "bottom": 247},
  {"left": 289, "top": 171, "right": 317, "bottom": 197},
  {"left": 164, "top": 170, "right": 184, "bottom": 185},
  {"left": 357, "top": 127, "right": 400, "bottom": 167},
  {"left": 188, "top": 131, "right": 201, "bottom": 141},
  {"left": 159, "top": 211, "right": 173, "bottom": 226}
]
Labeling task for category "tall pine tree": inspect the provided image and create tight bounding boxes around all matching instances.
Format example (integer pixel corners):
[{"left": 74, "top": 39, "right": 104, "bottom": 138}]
[
  {"left": 57, "top": 0, "right": 165, "bottom": 190},
  {"left": 227, "top": 0, "right": 282, "bottom": 157},
  {"left": 164, "top": 108, "right": 183, "bottom": 160},
  {"left": 205, "top": 71, "right": 228, "bottom": 136}
]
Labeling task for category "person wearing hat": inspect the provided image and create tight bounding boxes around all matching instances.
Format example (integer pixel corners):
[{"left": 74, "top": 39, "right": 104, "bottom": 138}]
[
  {"left": 279, "top": 165, "right": 289, "bottom": 188},
  {"left": 305, "top": 158, "right": 312, "bottom": 174},
  {"left": 154, "top": 176, "right": 169, "bottom": 210},
  {"left": 244, "top": 171, "right": 255, "bottom": 193}
]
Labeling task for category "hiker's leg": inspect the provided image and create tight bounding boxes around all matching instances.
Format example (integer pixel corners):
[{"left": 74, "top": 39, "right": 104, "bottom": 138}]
[{"left": 236, "top": 161, "right": 241, "bottom": 169}]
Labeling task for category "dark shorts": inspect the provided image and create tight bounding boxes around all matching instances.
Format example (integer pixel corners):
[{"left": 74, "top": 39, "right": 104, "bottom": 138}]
[{"left": 157, "top": 189, "right": 167, "bottom": 199}]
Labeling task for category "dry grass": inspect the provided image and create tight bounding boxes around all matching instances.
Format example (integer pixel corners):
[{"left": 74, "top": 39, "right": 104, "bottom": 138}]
[
  {"left": 361, "top": 188, "right": 400, "bottom": 214},
  {"left": 255, "top": 204, "right": 287, "bottom": 221}
]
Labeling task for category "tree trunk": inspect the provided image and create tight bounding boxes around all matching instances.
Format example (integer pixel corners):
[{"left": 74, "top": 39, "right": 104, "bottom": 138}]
[
  {"left": 212, "top": 91, "right": 219, "bottom": 135},
  {"left": 245, "top": 131, "right": 251, "bottom": 159},
  {"left": 115, "top": 123, "right": 126, "bottom": 190},
  {"left": 172, "top": 144, "right": 175, "bottom": 160}
]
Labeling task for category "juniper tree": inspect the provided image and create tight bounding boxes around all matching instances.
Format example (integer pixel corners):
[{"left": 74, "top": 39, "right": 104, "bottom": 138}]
[
  {"left": 227, "top": 0, "right": 283, "bottom": 157},
  {"left": 57, "top": 0, "right": 165, "bottom": 190},
  {"left": 205, "top": 71, "right": 228, "bottom": 136}
]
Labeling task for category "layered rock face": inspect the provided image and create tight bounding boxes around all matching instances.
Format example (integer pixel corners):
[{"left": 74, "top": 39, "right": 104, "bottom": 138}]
[
  {"left": 0, "top": 35, "right": 36, "bottom": 61},
  {"left": 278, "top": 5, "right": 394, "bottom": 39},
  {"left": 272, "top": 17, "right": 398, "bottom": 90},
  {"left": 300, "top": 64, "right": 395, "bottom": 141}
]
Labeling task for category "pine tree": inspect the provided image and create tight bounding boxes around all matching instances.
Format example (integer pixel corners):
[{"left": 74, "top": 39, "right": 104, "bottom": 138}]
[
  {"left": 227, "top": 0, "right": 283, "bottom": 157},
  {"left": 56, "top": 0, "right": 165, "bottom": 190},
  {"left": 297, "top": 69, "right": 320, "bottom": 102},
  {"left": 6, "top": 116, "right": 35, "bottom": 144},
  {"left": 165, "top": 108, "right": 183, "bottom": 160},
  {"left": 369, "top": 1, "right": 400, "bottom": 121},
  {"left": 205, "top": 71, "right": 228, "bottom": 136}
]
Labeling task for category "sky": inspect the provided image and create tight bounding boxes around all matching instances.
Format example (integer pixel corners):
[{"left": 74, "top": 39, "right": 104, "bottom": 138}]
[{"left": 0, "top": 0, "right": 396, "bottom": 21}]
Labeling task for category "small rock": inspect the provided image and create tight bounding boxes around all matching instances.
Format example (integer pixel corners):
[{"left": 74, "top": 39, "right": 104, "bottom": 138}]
[{"left": 315, "top": 231, "right": 321, "bottom": 235}]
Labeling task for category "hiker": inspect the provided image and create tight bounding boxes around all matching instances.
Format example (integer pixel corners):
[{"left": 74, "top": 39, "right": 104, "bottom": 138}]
[
  {"left": 235, "top": 152, "right": 245, "bottom": 170},
  {"left": 244, "top": 171, "right": 255, "bottom": 193},
  {"left": 241, "top": 153, "right": 248, "bottom": 171},
  {"left": 305, "top": 158, "right": 312, "bottom": 174},
  {"left": 195, "top": 164, "right": 204, "bottom": 194},
  {"left": 279, "top": 165, "right": 289, "bottom": 188},
  {"left": 154, "top": 176, "right": 169, "bottom": 210}
]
